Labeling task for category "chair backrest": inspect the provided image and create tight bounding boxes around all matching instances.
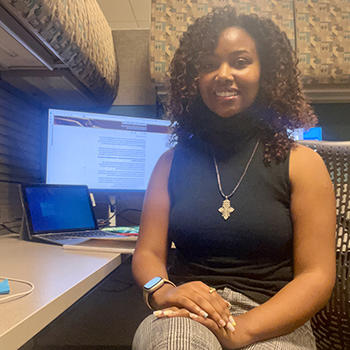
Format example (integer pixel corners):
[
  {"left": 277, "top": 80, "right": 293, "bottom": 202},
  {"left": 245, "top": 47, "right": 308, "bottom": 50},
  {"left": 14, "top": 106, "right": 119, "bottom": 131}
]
[{"left": 299, "top": 140, "right": 350, "bottom": 350}]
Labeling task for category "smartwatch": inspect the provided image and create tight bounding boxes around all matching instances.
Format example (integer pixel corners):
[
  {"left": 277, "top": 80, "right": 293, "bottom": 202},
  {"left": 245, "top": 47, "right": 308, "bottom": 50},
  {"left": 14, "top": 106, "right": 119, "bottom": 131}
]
[{"left": 143, "top": 277, "right": 176, "bottom": 310}]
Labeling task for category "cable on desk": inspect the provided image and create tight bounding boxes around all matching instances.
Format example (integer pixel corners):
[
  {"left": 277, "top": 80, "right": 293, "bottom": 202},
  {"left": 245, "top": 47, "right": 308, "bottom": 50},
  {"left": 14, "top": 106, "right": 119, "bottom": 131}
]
[
  {"left": 0, "top": 218, "right": 22, "bottom": 235},
  {"left": 98, "top": 210, "right": 117, "bottom": 228},
  {"left": 99, "top": 208, "right": 141, "bottom": 228},
  {"left": 0, "top": 277, "right": 34, "bottom": 303},
  {"left": 0, "top": 223, "right": 19, "bottom": 234}
]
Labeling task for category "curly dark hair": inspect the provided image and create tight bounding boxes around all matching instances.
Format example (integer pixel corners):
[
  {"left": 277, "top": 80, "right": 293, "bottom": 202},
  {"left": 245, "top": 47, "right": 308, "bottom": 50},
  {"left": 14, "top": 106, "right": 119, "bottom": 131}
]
[{"left": 167, "top": 6, "right": 317, "bottom": 163}]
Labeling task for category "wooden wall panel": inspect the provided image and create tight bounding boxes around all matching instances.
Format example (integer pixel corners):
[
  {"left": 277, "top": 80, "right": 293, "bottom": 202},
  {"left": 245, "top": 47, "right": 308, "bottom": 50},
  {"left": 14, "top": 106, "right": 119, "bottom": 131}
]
[{"left": 0, "top": 82, "right": 44, "bottom": 236}]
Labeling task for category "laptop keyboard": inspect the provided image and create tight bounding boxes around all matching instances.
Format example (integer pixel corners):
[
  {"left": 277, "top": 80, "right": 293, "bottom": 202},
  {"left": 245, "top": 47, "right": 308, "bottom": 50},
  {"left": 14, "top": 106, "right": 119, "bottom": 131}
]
[{"left": 44, "top": 230, "right": 116, "bottom": 240}]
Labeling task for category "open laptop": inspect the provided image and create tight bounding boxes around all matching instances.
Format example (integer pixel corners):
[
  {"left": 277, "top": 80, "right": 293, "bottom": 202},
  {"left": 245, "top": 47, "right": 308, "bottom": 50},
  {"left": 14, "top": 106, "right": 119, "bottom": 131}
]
[{"left": 19, "top": 184, "right": 123, "bottom": 245}]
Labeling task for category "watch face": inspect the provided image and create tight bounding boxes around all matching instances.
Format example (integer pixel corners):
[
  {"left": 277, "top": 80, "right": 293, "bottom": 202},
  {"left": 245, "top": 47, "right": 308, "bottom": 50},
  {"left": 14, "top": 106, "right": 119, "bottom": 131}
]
[{"left": 144, "top": 277, "right": 162, "bottom": 291}]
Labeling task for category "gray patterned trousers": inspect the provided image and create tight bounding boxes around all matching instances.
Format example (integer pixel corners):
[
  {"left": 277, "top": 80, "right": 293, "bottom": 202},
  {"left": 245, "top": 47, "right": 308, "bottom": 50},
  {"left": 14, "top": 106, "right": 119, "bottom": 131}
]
[{"left": 132, "top": 288, "right": 316, "bottom": 350}]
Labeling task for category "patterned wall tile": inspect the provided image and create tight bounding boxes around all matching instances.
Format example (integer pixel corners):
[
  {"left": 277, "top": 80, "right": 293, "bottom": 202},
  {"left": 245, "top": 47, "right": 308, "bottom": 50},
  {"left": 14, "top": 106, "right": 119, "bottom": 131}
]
[
  {"left": 150, "top": 0, "right": 295, "bottom": 86},
  {"left": 295, "top": 0, "right": 350, "bottom": 85},
  {"left": 150, "top": 0, "right": 350, "bottom": 89}
]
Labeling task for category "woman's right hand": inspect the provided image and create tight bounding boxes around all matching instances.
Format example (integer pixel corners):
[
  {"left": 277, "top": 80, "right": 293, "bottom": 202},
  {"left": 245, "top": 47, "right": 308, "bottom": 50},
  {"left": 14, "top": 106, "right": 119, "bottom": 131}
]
[{"left": 151, "top": 281, "right": 231, "bottom": 328}]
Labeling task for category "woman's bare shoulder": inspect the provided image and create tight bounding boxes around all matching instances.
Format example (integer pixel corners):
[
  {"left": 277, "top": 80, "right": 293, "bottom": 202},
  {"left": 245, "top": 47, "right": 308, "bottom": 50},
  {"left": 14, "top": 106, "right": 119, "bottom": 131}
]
[
  {"left": 290, "top": 143, "right": 321, "bottom": 160},
  {"left": 289, "top": 143, "right": 332, "bottom": 188},
  {"left": 161, "top": 148, "right": 175, "bottom": 163},
  {"left": 290, "top": 143, "right": 327, "bottom": 170},
  {"left": 153, "top": 148, "right": 175, "bottom": 175}
]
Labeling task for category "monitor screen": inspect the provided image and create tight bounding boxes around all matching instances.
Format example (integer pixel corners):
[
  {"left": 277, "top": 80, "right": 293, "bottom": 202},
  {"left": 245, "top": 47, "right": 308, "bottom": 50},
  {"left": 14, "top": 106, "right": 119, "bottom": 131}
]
[
  {"left": 46, "top": 109, "right": 171, "bottom": 191},
  {"left": 290, "top": 127, "right": 322, "bottom": 141}
]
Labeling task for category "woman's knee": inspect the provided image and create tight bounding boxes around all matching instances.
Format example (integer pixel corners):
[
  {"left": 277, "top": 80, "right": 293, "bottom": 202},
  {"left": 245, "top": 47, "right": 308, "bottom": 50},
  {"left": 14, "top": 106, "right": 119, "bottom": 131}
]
[{"left": 132, "top": 315, "right": 222, "bottom": 350}]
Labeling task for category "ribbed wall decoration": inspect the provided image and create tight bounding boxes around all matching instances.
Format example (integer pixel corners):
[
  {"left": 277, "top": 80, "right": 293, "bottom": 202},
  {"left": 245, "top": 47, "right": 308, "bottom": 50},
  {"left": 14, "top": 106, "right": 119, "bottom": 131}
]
[
  {"left": 0, "top": 0, "right": 119, "bottom": 105},
  {"left": 0, "top": 83, "right": 44, "bottom": 236}
]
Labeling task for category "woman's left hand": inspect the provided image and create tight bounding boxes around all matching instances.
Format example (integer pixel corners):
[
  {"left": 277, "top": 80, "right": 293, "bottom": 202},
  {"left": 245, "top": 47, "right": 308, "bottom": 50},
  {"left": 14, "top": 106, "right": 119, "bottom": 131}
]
[{"left": 153, "top": 307, "right": 253, "bottom": 349}]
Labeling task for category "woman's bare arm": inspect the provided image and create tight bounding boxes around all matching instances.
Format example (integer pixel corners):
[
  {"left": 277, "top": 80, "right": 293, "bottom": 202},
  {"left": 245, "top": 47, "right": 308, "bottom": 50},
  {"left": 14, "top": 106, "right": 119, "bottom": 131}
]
[
  {"left": 132, "top": 148, "right": 232, "bottom": 327},
  {"left": 132, "top": 149, "right": 174, "bottom": 288}
]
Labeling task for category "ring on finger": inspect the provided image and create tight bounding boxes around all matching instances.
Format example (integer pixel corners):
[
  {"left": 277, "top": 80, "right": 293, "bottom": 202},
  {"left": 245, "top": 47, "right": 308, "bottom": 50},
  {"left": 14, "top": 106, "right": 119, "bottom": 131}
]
[{"left": 209, "top": 287, "right": 216, "bottom": 294}]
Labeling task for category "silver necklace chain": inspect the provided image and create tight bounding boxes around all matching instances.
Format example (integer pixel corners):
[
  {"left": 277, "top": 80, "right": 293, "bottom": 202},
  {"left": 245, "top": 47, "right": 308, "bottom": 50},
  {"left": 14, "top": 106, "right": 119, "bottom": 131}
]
[{"left": 213, "top": 140, "right": 260, "bottom": 220}]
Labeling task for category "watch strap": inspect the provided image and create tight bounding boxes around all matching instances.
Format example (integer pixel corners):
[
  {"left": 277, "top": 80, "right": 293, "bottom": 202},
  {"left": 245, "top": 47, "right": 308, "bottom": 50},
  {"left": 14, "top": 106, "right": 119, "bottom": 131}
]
[{"left": 143, "top": 278, "right": 176, "bottom": 310}]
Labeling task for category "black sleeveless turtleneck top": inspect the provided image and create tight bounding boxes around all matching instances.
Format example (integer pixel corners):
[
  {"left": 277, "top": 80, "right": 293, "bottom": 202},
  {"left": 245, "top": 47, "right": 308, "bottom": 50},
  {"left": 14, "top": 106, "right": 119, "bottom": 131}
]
[{"left": 167, "top": 106, "right": 293, "bottom": 304}]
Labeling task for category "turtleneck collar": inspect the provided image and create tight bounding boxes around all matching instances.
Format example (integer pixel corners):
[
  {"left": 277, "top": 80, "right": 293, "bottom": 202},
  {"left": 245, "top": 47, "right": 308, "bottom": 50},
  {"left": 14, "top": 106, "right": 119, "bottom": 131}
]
[{"left": 186, "top": 100, "right": 261, "bottom": 155}]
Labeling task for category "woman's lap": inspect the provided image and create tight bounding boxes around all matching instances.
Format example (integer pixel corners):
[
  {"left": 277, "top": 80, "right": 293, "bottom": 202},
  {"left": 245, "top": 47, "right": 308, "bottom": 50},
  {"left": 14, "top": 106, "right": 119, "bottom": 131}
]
[
  {"left": 132, "top": 288, "right": 316, "bottom": 350},
  {"left": 132, "top": 314, "right": 222, "bottom": 350}
]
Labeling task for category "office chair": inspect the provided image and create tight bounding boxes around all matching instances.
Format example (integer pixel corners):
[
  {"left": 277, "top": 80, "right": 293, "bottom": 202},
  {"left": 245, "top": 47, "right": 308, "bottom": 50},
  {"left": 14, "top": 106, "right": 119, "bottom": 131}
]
[{"left": 300, "top": 140, "right": 350, "bottom": 350}]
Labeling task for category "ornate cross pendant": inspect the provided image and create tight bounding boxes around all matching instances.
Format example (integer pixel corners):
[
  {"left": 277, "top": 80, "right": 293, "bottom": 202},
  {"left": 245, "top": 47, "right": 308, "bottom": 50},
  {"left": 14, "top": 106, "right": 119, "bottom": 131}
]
[{"left": 218, "top": 198, "right": 234, "bottom": 220}]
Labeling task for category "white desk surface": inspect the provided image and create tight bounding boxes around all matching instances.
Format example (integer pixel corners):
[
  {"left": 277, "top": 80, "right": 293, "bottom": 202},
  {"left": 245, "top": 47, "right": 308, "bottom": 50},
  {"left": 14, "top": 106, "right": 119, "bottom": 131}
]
[{"left": 0, "top": 235, "right": 122, "bottom": 350}]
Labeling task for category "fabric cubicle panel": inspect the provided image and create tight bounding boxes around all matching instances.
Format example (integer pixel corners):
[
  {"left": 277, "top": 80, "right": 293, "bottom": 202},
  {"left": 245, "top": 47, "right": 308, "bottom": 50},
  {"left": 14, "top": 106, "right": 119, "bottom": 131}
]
[
  {"left": 0, "top": 0, "right": 119, "bottom": 105},
  {"left": 150, "top": 0, "right": 350, "bottom": 102},
  {"left": 150, "top": 0, "right": 295, "bottom": 95},
  {"left": 295, "top": 0, "right": 350, "bottom": 86}
]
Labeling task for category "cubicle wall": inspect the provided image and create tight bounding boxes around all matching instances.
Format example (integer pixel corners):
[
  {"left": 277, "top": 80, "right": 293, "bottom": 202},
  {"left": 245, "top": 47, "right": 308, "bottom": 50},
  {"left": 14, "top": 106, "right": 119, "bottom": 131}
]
[
  {"left": 149, "top": 0, "right": 350, "bottom": 103},
  {"left": 0, "top": 82, "right": 45, "bottom": 236}
]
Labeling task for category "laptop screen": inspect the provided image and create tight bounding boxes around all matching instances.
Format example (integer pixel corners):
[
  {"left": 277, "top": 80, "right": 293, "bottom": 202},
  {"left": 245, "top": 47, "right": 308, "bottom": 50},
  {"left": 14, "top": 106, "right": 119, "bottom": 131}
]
[{"left": 21, "top": 185, "right": 97, "bottom": 234}]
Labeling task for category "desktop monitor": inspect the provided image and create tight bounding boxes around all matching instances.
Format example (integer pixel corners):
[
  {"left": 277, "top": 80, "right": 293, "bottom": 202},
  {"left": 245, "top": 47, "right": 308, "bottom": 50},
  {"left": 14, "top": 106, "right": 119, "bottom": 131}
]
[
  {"left": 46, "top": 109, "right": 171, "bottom": 191},
  {"left": 290, "top": 127, "right": 322, "bottom": 141}
]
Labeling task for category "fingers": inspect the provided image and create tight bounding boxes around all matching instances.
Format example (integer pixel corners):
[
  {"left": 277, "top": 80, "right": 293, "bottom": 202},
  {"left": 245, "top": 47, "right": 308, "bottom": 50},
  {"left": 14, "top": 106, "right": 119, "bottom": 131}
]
[
  {"left": 227, "top": 315, "right": 236, "bottom": 332},
  {"left": 191, "top": 313, "right": 237, "bottom": 335},
  {"left": 154, "top": 281, "right": 231, "bottom": 328},
  {"left": 153, "top": 306, "right": 181, "bottom": 317},
  {"left": 153, "top": 306, "right": 237, "bottom": 334},
  {"left": 173, "top": 285, "right": 229, "bottom": 327},
  {"left": 192, "top": 284, "right": 231, "bottom": 326},
  {"left": 204, "top": 287, "right": 231, "bottom": 324},
  {"left": 154, "top": 307, "right": 197, "bottom": 320}
]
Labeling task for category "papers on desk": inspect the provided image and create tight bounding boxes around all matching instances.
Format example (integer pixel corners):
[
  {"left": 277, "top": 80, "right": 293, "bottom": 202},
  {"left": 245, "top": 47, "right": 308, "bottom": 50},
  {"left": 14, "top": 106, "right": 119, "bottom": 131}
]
[
  {"left": 63, "top": 237, "right": 136, "bottom": 254},
  {"left": 63, "top": 226, "right": 138, "bottom": 254},
  {"left": 101, "top": 226, "right": 139, "bottom": 236}
]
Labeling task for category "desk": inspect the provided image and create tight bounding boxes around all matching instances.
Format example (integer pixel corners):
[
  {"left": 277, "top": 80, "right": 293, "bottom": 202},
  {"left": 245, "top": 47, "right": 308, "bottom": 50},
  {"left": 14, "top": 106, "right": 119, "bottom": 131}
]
[{"left": 0, "top": 235, "right": 122, "bottom": 350}]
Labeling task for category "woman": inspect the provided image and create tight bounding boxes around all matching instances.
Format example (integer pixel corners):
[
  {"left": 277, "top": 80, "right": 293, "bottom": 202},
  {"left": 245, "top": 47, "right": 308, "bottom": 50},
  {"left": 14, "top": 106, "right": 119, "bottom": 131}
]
[{"left": 132, "top": 6, "right": 335, "bottom": 350}]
